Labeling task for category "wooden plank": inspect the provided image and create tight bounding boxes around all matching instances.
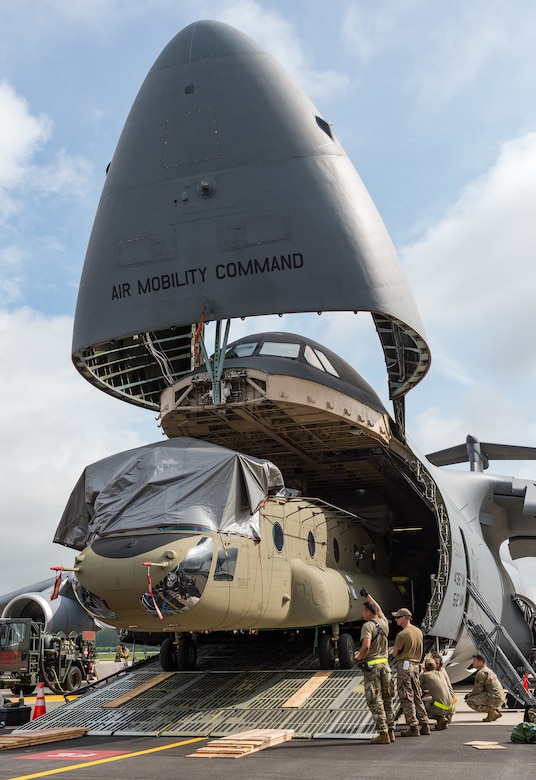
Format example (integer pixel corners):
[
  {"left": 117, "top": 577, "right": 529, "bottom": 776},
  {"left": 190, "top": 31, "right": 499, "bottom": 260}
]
[
  {"left": 282, "top": 670, "right": 333, "bottom": 708},
  {"left": 0, "top": 728, "right": 88, "bottom": 751},
  {"left": 187, "top": 728, "right": 293, "bottom": 758},
  {"left": 102, "top": 672, "right": 175, "bottom": 708}
]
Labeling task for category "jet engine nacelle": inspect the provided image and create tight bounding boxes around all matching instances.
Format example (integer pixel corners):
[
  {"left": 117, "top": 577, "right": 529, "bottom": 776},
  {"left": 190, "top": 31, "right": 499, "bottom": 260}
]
[{"left": 1, "top": 577, "right": 96, "bottom": 635}]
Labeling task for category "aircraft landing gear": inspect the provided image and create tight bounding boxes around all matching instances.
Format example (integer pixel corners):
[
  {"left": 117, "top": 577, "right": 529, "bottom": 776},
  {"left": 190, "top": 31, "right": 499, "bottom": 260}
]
[
  {"left": 318, "top": 633, "right": 337, "bottom": 668},
  {"left": 176, "top": 634, "right": 197, "bottom": 670},
  {"left": 318, "top": 628, "right": 355, "bottom": 669},
  {"left": 159, "top": 634, "right": 198, "bottom": 671},
  {"left": 337, "top": 633, "right": 356, "bottom": 668}
]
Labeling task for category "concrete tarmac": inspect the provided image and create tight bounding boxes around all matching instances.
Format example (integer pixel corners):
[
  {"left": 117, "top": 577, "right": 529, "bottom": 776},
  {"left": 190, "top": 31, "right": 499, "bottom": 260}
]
[{"left": 1, "top": 688, "right": 534, "bottom": 780}]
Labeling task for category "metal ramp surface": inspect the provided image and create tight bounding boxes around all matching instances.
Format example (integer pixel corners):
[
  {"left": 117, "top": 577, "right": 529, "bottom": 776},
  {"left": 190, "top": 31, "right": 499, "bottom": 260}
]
[{"left": 17, "top": 655, "right": 398, "bottom": 740}]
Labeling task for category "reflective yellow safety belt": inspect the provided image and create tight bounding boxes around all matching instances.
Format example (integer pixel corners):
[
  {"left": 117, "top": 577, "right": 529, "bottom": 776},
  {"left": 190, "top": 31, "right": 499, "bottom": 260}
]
[
  {"left": 367, "top": 658, "right": 388, "bottom": 665},
  {"left": 433, "top": 700, "right": 454, "bottom": 710}
]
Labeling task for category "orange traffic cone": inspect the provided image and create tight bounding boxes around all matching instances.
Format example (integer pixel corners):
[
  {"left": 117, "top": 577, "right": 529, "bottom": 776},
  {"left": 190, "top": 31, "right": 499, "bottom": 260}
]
[{"left": 32, "top": 682, "right": 47, "bottom": 719}]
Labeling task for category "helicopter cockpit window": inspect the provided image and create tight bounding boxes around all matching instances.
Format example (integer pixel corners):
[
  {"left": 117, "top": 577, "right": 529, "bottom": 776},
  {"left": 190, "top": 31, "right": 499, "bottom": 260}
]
[
  {"left": 259, "top": 341, "right": 300, "bottom": 359},
  {"left": 214, "top": 547, "right": 238, "bottom": 581},
  {"left": 225, "top": 341, "right": 258, "bottom": 359},
  {"left": 304, "top": 345, "right": 339, "bottom": 376}
]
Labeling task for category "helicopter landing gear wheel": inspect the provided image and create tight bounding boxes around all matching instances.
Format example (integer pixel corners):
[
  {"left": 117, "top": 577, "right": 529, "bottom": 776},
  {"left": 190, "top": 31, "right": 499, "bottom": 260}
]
[
  {"left": 338, "top": 633, "right": 355, "bottom": 668},
  {"left": 318, "top": 633, "right": 336, "bottom": 669},
  {"left": 159, "top": 637, "right": 178, "bottom": 671},
  {"left": 177, "top": 635, "right": 197, "bottom": 670},
  {"left": 159, "top": 635, "right": 197, "bottom": 671}
]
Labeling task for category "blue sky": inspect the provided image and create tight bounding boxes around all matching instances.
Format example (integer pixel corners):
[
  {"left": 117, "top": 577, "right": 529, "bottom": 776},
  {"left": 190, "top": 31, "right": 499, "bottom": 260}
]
[{"left": 1, "top": 0, "right": 536, "bottom": 590}]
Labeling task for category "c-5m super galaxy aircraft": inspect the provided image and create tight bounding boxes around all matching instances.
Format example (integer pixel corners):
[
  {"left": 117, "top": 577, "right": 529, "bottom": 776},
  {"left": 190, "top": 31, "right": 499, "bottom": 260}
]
[{"left": 4, "top": 21, "right": 536, "bottom": 699}]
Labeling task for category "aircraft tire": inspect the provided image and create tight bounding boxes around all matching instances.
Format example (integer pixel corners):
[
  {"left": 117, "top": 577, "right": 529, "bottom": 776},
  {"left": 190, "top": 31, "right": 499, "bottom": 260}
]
[
  {"left": 338, "top": 633, "right": 355, "bottom": 669},
  {"left": 177, "top": 636, "right": 197, "bottom": 671},
  {"left": 318, "top": 633, "right": 336, "bottom": 669},
  {"left": 159, "top": 637, "right": 178, "bottom": 671}
]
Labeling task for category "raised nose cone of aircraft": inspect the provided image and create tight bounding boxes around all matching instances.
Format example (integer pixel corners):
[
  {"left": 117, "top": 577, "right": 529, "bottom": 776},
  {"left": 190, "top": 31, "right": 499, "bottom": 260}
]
[{"left": 72, "top": 19, "right": 429, "bottom": 411}]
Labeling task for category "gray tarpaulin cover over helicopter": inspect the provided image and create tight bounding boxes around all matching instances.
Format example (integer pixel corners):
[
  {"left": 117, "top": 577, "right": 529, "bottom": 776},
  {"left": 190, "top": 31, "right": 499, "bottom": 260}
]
[{"left": 53, "top": 437, "right": 284, "bottom": 550}]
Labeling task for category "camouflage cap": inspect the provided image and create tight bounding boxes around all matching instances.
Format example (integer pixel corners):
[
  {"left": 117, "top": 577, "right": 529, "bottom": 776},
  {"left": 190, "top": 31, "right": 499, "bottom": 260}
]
[{"left": 391, "top": 607, "right": 412, "bottom": 618}]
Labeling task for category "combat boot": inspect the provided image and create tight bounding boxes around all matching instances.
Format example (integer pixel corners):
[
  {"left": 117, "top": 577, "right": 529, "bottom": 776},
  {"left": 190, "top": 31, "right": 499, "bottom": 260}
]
[
  {"left": 435, "top": 717, "right": 448, "bottom": 730},
  {"left": 482, "top": 709, "right": 502, "bottom": 722},
  {"left": 369, "top": 732, "right": 390, "bottom": 744},
  {"left": 400, "top": 725, "right": 421, "bottom": 737},
  {"left": 420, "top": 723, "right": 431, "bottom": 735},
  {"left": 388, "top": 729, "right": 396, "bottom": 742}
]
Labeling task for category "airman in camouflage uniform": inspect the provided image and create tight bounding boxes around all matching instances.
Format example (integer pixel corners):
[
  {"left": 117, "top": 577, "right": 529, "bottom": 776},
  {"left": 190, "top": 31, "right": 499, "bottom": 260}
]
[
  {"left": 392, "top": 607, "right": 428, "bottom": 736},
  {"left": 355, "top": 592, "right": 394, "bottom": 745},
  {"left": 465, "top": 654, "right": 506, "bottom": 722},
  {"left": 420, "top": 658, "right": 455, "bottom": 729}
]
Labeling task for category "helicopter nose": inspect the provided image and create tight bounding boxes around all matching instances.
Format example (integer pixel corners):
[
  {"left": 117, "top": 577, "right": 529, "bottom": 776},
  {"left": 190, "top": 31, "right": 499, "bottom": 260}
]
[
  {"left": 141, "top": 536, "right": 214, "bottom": 618},
  {"left": 73, "top": 533, "right": 213, "bottom": 623}
]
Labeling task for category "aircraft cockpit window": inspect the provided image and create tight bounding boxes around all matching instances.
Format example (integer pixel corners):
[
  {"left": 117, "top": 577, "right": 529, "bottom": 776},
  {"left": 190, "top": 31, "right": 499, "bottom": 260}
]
[
  {"left": 225, "top": 341, "right": 257, "bottom": 359},
  {"left": 73, "top": 582, "right": 118, "bottom": 620},
  {"left": 214, "top": 547, "right": 238, "bottom": 581},
  {"left": 304, "top": 345, "right": 339, "bottom": 376},
  {"left": 259, "top": 341, "right": 300, "bottom": 359},
  {"left": 315, "top": 350, "right": 338, "bottom": 376}
]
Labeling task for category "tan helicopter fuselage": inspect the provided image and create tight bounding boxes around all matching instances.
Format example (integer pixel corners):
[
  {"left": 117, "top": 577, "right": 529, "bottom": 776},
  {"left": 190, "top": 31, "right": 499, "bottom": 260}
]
[{"left": 74, "top": 498, "right": 401, "bottom": 634}]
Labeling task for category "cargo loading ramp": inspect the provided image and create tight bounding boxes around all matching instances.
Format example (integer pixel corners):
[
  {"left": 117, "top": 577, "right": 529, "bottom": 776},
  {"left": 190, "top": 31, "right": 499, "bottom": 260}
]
[{"left": 16, "top": 650, "right": 399, "bottom": 740}]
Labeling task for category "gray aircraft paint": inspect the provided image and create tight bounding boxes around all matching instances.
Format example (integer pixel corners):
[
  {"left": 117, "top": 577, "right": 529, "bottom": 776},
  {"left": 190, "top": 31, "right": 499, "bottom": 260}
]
[{"left": 72, "top": 20, "right": 429, "bottom": 403}]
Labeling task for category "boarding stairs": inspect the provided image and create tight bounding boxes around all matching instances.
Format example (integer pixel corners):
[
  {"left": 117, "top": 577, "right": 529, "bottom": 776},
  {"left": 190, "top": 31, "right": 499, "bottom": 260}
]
[{"left": 464, "top": 579, "right": 536, "bottom": 708}]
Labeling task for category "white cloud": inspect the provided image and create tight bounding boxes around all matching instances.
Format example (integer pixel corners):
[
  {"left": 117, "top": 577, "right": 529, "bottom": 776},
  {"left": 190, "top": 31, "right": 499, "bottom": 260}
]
[
  {"left": 342, "top": 1, "right": 402, "bottom": 64},
  {"left": 403, "top": 131, "right": 536, "bottom": 379},
  {"left": 0, "top": 245, "right": 24, "bottom": 306},
  {"left": 0, "top": 81, "right": 52, "bottom": 218},
  {"left": 0, "top": 80, "right": 94, "bottom": 307},
  {"left": 343, "top": 1, "right": 536, "bottom": 108},
  {"left": 0, "top": 308, "right": 154, "bottom": 590},
  {"left": 397, "top": 131, "right": 536, "bottom": 492},
  {"left": 0, "top": 80, "right": 93, "bottom": 216},
  {"left": 30, "top": 149, "right": 94, "bottom": 201}
]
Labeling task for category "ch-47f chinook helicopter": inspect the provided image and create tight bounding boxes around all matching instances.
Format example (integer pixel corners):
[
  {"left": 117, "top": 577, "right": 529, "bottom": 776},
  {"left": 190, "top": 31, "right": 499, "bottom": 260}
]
[{"left": 18, "top": 19, "right": 534, "bottom": 699}]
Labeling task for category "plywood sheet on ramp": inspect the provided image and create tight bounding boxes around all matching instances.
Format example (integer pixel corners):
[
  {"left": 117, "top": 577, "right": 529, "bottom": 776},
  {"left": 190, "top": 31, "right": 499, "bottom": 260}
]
[
  {"left": 187, "top": 728, "right": 294, "bottom": 758},
  {"left": 0, "top": 728, "right": 88, "bottom": 751}
]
